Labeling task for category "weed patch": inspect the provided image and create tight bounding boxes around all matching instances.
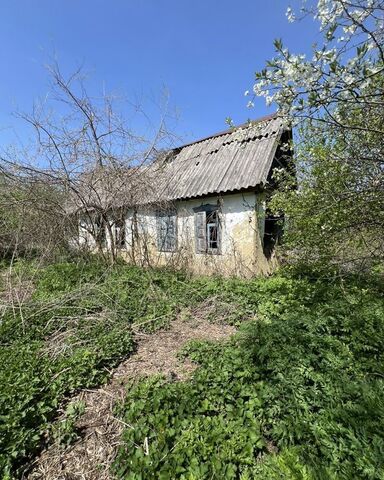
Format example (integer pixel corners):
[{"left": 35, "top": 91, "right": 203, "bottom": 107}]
[
  {"left": 0, "top": 261, "right": 191, "bottom": 478},
  {"left": 1, "top": 260, "right": 383, "bottom": 479},
  {"left": 113, "top": 274, "right": 384, "bottom": 479}
]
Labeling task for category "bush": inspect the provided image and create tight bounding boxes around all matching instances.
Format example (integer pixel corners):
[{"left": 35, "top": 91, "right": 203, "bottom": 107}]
[{"left": 243, "top": 279, "right": 384, "bottom": 479}]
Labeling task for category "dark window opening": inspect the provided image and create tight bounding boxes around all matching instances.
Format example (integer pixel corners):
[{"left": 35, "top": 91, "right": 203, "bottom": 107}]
[
  {"left": 95, "top": 215, "right": 106, "bottom": 247},
  {"left": 114, "top": 219, "right": 126, "bottom": 248},
  {"left": 263, "top": 211, "right": 284, "bottom": 259}
]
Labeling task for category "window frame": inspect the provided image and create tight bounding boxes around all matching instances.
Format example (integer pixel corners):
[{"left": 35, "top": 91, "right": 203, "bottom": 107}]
[
  {"left": 193, "top": 204, "right": 221, "bottom": 255},
  {"left": 94, "top": 215, "right": 106, "bottom": 248},
  {"left": 113, "top": 218, "right": 126, "bottom": 249}
]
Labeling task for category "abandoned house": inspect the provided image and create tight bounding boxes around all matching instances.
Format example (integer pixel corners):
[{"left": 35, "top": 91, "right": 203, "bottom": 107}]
[{"left": 75, "top": 113, "right": 292, "bottom": 276}]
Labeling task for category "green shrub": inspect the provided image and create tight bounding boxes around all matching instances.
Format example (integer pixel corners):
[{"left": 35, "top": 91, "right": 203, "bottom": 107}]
[
  {"left": 32, "top": 260, "right": 107, "bottom": 299},
  {"left": 0, "top": 261, "right": 167, "bottom": 477},
  {"left": 0, "top": 316, "right": 134, "bottom": 477},
  {"left": 2, "top": 259, "right": 383, "bottom": 479},
  {"left": 114, "top": 273, "right": 384, "bottom": 479},
  {"left": 50, "top": 400, "right": 86, "bottom": 447},
  {"left": 242, "top": 281, "right": 384, "bottom": 479},
  {"left": 114, "top": 340, "right": 265, "bottom": 480},
  {"left": 1, "top": 260, "right": 230, "bottom": 477}
]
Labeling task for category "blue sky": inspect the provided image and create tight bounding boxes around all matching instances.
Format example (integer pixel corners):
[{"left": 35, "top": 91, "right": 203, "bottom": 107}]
[{"left": 0, "top": 0, "right": 317, "bottom": 148}]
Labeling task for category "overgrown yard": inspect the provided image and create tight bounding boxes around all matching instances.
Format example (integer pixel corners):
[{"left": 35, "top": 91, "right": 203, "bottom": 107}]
[{"left": 1, "top": 259, "right": 383, "bottom": 479}]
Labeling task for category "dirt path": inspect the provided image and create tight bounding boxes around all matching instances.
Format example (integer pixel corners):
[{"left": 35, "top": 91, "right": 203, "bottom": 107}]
[{"left": 29, "top": 316, "right": 236, "bottom": 479}]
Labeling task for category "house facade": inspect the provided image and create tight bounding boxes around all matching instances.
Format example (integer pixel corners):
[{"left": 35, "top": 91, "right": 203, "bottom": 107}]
[{"left": 77, "top": 114, "right": 291, "bottom": 277}]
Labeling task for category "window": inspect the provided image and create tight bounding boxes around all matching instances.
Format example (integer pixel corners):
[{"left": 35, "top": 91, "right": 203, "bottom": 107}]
[
  {"left": 194, "top": 205, "right": 221, "bottom": 254},
  {"left": 95, "top": 215, "right": 106, "bottom": 247},
  {"left": 156, "top": 211, "right": 177, "bottom": 252},
  {"left": 114, "top": 219, "right": 126, "bottom": 248},
  {"left": 263, "top": 210, "right": 284, "bottom": 259},
  {"left": 207, "top": 211, "right": 218, "bottom": 250}
]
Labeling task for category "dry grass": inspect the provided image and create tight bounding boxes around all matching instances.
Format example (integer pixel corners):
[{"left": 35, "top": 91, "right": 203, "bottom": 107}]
[
  {"left": 0, "top": 269, "right": 34, "bottom": 319},
  {"left": 41, "top": 311, "right": 118, "bottom": 361},
  {"left": 0, "top": 268, "right": 35, "bottom": 347},
  {"left": 185, "top": 295, "right": 243, "bottom": 324},
  {"left": 28, "top": 308, "right": 236, "bottom": 480}
]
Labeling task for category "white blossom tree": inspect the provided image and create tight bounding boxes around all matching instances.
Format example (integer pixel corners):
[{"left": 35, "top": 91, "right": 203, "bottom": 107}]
[
  {"left": 249, "top": 0, "right": 383, "bottom": 127},
  {"left": 248, "top": 0, "right": 384, "bottom": 270}
]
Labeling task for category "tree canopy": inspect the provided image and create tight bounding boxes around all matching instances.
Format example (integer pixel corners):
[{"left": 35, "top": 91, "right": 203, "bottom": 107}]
[{"left": 249, "top": 0, "right": 384, "bottom": 271}]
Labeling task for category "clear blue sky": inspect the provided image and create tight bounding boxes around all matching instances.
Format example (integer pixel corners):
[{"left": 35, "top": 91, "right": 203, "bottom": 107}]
[{"left": 0, "top": 0, "right": 317, "bottom": 148}]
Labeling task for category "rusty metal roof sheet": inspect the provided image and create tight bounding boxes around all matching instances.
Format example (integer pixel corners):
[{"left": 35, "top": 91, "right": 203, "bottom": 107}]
[{"left": 153, "top": 113, "right": 286, "bottom": 201}]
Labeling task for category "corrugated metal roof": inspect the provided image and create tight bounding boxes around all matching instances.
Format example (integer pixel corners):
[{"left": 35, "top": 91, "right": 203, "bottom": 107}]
[
  {"left": 68, "top": 114, "right": 288, "bottom": 213},
  {"left": 152, "top": 114, "right": 286, "bottom": 201}
]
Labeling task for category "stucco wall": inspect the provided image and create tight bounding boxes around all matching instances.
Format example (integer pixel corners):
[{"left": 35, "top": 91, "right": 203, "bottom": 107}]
[
  {"left": 78, "top": 191, "right": 273, "bottom": 277},
  {"left": 134, "top": 192, "right": 270, "bottom": 276}
]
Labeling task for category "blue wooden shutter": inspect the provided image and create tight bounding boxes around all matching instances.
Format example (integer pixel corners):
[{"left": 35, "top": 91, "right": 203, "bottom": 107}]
[
  {"left": 157, "top": 215, "right": 165, "bottom": 251},
  {"left": 157, "top": 212, "right": 177, "bottom": 252},
  {"left": 195, "top": 211, "right": 206, "bottom": 253},
  {"left": 167, "top": 214, "right": 176, "bottom": 251}
]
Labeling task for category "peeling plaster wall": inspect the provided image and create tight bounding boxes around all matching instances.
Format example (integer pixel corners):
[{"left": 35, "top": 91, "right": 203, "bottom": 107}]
[
  {"left": 78, "top": 216, "right": 96, "bottom": 249},
  {"left": 77, "top": 191, "right": 273, "bottom": 277},
  {"left": 128, "top": 192, "right": 271, "bottom": 277}
]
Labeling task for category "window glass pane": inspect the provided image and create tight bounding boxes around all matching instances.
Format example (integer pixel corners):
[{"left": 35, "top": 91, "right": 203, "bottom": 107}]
[
  {"left": 207, "top": 224, "right": 218, "bottom": 249},
  {"left": 206, "top": 211, "right": 217, "bottom": 223}
]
